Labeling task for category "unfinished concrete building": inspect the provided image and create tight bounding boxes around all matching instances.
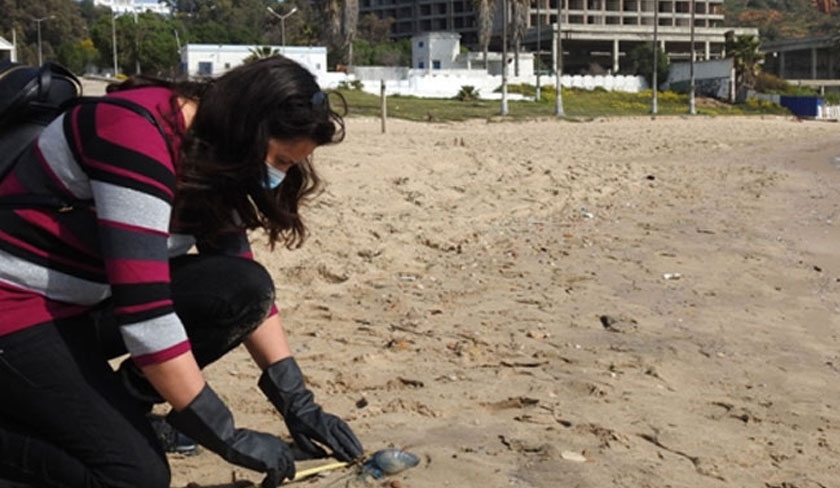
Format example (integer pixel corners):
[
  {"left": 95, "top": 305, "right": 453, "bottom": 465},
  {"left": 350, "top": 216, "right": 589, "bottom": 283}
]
[
  {"left": 359, "top": 0, "right": 758, "bottom": 75},
  {"left": 359, "top": 1, "right": 480, "bottom": 44},
  {"left": 761, "top": 36, "right": 840, "bottom": 91},
  {"left": 526, "top": 0, "right": 757, "bottom": 74}
]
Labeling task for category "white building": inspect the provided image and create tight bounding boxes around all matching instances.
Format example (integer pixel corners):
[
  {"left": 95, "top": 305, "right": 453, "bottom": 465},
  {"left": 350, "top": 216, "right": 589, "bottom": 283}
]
[
  {"left": 410, "top": 31, "right": 534, "bottom": 77},
  {"left": 180, "top": 45, "right": 328, "bottom": 80},
  {"left": 0, "top": 36, "right": 15, "bottom": 62},
  {"left": 411, "top": 32, "right": 461, "bottom": 71},
  {"left": 351, "top": 30, "right": 643, "bottom": 99},
  {"left": 91, "top": 0, "right": 170, "bottom": 15}
]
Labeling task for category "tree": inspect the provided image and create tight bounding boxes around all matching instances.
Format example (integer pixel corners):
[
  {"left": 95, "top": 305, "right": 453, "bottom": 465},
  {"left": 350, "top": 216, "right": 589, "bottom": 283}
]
[
  {"left": 357, "top": 13, "right": 393, "bottom": 44},
  {"left": 78, "top": 0, "right": 102, "bottom": 24},
  {"left": 511, "top": 0, "right": 529, "bottom": 76},
  {"left": 89, "top": 12, "right": 134, "bottom": 74},
  {"left": 725, "top": 32, "right": 764, "bottom": 96},
  {"left": 471, "top": 0, "right": 495, "bottom": 69},
  {"left": 625, "top": 43, "right": 670, "bottom": 89},
  {"left": 316, "top": 0, "right": 359, "bottom": 68},
  {"left": 87, "top": 10, "right": 178, "bottom": 76},
  {"left": 352, "top": 37, "right": 410, "bottom": 66},
  {"left": 264, "top": 1, "right": 320, "bottom": 47},
  {"left": 223, "top": 0, "right": 272, "bottom": 44},
  {"left": 0, "top": 0, "right": 88, "bottom": 68},
  {"left": 133, "top": 12, "right": 183, "bottom": 76},
  {"left": 244, "top": 46, "right": 281, "bottom": 63},
  {"left": 352, "top": 12, "right": 406, "bottom": 66},
  {"left": 58, "top": 38, "right": 100, "bottom": 74},
  {"left": 164, "top": 0, "right": 264, "bottom": 45}
]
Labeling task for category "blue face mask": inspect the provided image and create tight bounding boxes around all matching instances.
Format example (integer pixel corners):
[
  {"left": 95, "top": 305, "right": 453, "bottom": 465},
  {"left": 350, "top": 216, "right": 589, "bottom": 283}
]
[{"left": 264, "top": 163, "right": 286, "bottom": 189}]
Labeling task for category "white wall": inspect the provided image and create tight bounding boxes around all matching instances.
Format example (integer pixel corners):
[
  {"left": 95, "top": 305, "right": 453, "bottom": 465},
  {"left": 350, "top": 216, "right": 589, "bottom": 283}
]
[
  {"left": 322, "top": 35, "right": 646, "bottom": 99},
  {"left": 475, "top": 53, "right": 535, "bottom": 78},
  {"left": 181, "top": 45, "right": 327, "bottom": 80},
  {"left": 667, "top": 58, "right": 734, "bottom": 84},
  {"left": 665, "top": 58, "right": 734, "bottom": 100},
  {"left": 321, "top": 70, "right": 647, "bottom": 99},
  {"left": 352, "top": 66, "right": 411, "bottom": 81},
  {"left": 0, "top": 36, "right": 14, "bottom": 62}
]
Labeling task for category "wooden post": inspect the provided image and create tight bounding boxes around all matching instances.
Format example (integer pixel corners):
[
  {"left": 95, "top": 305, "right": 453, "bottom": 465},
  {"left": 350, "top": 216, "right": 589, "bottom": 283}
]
[{"left": 380, "top": 79, "right": 387, "bottom": 133}]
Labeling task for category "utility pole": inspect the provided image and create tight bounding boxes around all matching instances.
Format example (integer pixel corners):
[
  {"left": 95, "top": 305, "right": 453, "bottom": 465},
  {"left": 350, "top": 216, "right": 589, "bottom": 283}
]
[
  {"left": 651, "top": 0, "right": 658, "bottom": 115},
  {"left": 11, "top": 28, "right": 17, "bottom": 62},
  {"left": 33, "top": 15, "right": 55, "bottom": 65},
  {"left": 536, "top": 0, "right": 541, "bottom": 101},
  {"left": 133, "top": 8, "right": 141, "bottom": 74},
  {"left": 501, "top": 0, "right": 509, "bottom": 115},
  {"left": 689, "top": 0, "right": 696, "bottom": 115},
  {"left": 111, "top": 9, "right": 118, "bottom": 76},
  {"left": 555, "top": 0, "right": 565, "bottom": 117}
]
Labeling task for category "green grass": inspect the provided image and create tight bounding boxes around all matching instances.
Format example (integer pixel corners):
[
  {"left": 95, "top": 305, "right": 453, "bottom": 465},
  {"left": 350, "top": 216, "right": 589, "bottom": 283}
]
[{"left": 336, "top": 85, "right": 791, "bottom": 122}]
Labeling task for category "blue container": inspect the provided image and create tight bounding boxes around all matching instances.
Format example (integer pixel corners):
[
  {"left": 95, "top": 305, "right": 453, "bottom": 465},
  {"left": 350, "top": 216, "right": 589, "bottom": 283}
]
[{"left": 779, "top": 96, "right": 823, "bottom": 118}]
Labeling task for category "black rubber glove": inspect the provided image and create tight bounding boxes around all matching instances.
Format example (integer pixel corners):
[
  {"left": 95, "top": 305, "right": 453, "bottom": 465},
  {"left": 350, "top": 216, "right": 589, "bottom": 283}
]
[
  {"left": 167, "top": 384, "right": 295, "bottom": 487},
  {"left": 258, "top": 357, "right": 363, "bottom": 462}
]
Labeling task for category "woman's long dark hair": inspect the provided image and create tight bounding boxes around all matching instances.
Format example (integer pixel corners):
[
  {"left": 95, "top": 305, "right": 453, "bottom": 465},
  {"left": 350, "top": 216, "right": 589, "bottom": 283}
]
[{"left": 108, "top": 56, "right": 345, "bottom": 249}]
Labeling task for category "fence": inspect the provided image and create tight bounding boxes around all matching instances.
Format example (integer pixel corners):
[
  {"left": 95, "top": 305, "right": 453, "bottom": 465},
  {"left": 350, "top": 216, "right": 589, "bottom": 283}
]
[
  {"left": 820, "top": 104, "right": 840, "bottom": 120},
  {"left": 749, "top": 91, "right": 840, "bottom": 120},
  {"left": 339, "top": 68, "right": 647, "bottom": 100}
]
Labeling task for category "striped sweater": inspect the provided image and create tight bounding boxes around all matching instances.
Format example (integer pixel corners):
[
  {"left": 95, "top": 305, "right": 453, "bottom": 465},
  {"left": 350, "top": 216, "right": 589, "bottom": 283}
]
[{"left": 0, "top": 87, "right": 268, "bottom": 367}]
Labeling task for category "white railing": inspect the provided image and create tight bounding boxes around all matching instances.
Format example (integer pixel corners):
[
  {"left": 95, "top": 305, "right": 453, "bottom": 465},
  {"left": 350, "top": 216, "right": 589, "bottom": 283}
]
[{"left": 819, "top": 104, "right": 840, "bottom": 121}]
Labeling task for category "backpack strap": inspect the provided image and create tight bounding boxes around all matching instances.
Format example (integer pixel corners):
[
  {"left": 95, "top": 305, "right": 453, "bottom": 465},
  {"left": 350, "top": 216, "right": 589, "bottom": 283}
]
[
  {"left": 0, "top": 95, "right": 175, "bottom": 211},
  {"left": 72, "top": 96, "right": 175, "bottom": 163}
]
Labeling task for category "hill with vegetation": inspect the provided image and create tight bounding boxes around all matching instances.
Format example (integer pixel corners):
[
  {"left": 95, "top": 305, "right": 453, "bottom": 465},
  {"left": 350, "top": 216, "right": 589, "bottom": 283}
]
[{"left": 723, "top": 0, "right": 840, "bottom": 40}]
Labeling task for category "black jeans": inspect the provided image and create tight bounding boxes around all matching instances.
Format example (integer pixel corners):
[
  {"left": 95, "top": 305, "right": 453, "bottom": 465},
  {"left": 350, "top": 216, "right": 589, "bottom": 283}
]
[{"left": 0, "top": 255, "right": 275, "bottom": 488}]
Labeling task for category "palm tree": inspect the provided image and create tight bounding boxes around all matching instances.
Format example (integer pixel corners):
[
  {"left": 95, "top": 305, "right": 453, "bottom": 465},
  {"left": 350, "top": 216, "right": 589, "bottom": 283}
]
[
  {"left": 317, "top": 0, "right": 359, "bottom": 67},
  {"left": 511, "top": 0, "right": 529, "bottom": 76},
  {"left": 471, "top": 0, "right": 495, "bottom": 70},
  {"left": 244, "top": 46, "right": 281, "bottom": 63},
  {"left": 725, "top": 33, "right": 763, "bottom": 97}
]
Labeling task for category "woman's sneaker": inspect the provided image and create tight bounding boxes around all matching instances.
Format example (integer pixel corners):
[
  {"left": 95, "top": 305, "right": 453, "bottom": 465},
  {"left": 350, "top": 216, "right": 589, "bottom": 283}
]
[{"left": 148, "top": 413, "right": 199, "bottom": 455}]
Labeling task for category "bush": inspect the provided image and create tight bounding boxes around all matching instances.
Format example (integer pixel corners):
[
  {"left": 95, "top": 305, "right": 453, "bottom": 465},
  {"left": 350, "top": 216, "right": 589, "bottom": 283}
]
[
  {"left": 338, "top": 79, "right": 364, "bottom": 91},
  {"left": 625, "top": 44, "right": 670, "bottom": 88},
  {"left": 745, "top": 98, "right": 775, "bottom": 109},
  {"left": 455, "top": 85, "right": 480, "bottom": 101},
  {"left": 754, "top": 72, "right": 790, "bottom": 94},
  {"left": 656, "top": 90, "right": 685, "bottom": 103}
]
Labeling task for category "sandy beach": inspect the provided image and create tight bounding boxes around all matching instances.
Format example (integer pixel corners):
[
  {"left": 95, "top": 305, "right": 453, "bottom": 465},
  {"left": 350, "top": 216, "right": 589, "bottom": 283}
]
[{"left": 144, "top": 112, "right": 840, "bottom": 488}]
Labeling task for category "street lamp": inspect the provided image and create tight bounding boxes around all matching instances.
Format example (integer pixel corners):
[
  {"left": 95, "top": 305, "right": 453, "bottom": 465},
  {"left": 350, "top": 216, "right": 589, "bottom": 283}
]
[
  {"left": 132, "top": 7, "right": 141, "bottom": 74},
  {"left": 33, "top": 15, "right": 55, "bottom": 65},
  {"left": 266, "top": 6, "right": 299, "bottom": 49}
]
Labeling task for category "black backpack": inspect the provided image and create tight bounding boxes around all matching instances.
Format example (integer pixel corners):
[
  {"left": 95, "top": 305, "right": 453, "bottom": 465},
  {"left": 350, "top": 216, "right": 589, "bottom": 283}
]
[{"left": 0, "top": 61, "right": 171, "bottom": 210}]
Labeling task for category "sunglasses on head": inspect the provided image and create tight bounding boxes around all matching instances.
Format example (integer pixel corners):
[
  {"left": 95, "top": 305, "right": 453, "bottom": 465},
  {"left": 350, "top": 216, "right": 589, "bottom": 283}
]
[{"left": 310, "top": 91, "right": 329, "bottom": 111}]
